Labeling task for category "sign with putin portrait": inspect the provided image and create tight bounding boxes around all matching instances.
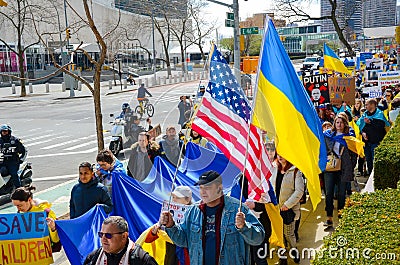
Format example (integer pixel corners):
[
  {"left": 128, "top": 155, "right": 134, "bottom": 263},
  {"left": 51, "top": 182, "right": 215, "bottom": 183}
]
[
  {"left": 0, "top": 212, "right": 54, "bottom": 265},
  {"left": 328, "top": 76, "right": 356, "bottom": 105},
  {"left": 303, "top": 73, "right": 330, "bottom": 105}
]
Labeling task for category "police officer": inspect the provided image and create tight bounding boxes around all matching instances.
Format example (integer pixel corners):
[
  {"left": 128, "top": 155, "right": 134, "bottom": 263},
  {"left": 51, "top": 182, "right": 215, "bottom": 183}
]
[{"left": 0, "top": 125, "right": 26, "bottom": 188}]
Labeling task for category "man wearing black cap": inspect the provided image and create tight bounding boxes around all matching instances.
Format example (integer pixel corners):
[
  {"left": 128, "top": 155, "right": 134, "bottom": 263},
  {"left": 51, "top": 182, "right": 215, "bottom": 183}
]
[{"left": 160, "top": 170, "right": 264, "bottom": 265}]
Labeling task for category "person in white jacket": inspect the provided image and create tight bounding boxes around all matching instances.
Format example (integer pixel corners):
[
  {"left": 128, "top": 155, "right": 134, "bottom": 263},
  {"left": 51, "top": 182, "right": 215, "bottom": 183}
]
[{"left": 269, "top": 155, "right": 304, "bottom": 265}]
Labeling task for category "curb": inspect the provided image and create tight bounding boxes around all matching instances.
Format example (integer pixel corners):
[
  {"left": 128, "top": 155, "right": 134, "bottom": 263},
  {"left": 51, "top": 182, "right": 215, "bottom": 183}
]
[{"left": 0, "top": 99, "right": 28, "bottom": 102}]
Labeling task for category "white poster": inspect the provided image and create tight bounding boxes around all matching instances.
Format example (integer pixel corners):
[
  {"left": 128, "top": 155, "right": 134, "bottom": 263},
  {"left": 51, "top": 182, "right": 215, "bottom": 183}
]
[
  {"left": 162, "top": 200, "right": 190, "bottom": 224},
  {"left": 365, "top": 58, "right": 384, "bottom": 71},
  {"left": 378, "top": 71, "right": 400, "bottom": 89}
]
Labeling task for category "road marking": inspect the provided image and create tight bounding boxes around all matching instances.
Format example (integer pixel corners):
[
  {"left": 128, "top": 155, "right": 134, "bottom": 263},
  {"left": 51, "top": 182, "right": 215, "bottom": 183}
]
[
  {"left": 25, "top": 135, "right": 69, "bottom": 147},
  {"left": 64, "top": 136, "right": 111, "bottom": 151},
  {"left": 23, "top": 133, "right": 61, "bottom": 143},
  {"left": 41, "top": 134, "right": 98, "bottom": 150},
  {"left": 33, "top": 174, "right": 77, "bottom": 182},
  {"left": 28, "top": 147, "right": 99, "bottom": 158}
]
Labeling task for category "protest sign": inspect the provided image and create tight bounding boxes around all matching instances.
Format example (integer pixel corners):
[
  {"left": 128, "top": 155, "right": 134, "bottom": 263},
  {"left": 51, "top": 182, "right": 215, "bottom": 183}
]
[
  {"left": 303, "top": 73, "right": 330, "bottom": 105},
  {"left": 0, "top": 212, "right": 54, "bottom": 265},
  {"left": 328, "top": 76, "right": 356, "bottom": 105},
  {"left": 147, "top": 124, "right": 161, "bottom": 140},
  {"left": 366, "top": 58, "right": 383, "bottom": 71},
  {"left": 365, "top": 70, "right": 380, "bottom": 83},
  {"left": 378, "top": 71, "right": 400, "bottom": 89},
  {"left": 368, "top": 86, "right": 382, "bottom": 98},
  {"left": 162, "top": 200, "right": 189, "bottom": 224}
]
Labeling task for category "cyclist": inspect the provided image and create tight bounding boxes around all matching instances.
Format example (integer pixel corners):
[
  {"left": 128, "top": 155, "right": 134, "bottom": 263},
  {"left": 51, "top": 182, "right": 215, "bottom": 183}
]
[{"left": 137, "top": 83, "right": 153, "bottom": 111}]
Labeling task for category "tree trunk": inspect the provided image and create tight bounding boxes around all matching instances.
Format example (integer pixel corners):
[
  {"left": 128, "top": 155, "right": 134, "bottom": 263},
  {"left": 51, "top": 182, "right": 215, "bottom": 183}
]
[
  {"left": 180, "top": 43, "right": 185, "bottom": 74},
  {"left": 199, "top": 44, "right": 205, "bottom": 61},
  {"left": 93, "top": 70, "right": 104, "bottom": 151},
  {"left": 331, "top": 5, "right": 354, "bottom": 56},
  {"left": 18, "top": 52, "right": 26, "bottom": 97}
]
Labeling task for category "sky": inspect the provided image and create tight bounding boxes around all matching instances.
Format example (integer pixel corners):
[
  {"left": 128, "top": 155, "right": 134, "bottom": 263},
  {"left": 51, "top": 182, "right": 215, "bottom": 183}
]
[{"left": 204, "top": 0, "right": 320, "bottom": 38}]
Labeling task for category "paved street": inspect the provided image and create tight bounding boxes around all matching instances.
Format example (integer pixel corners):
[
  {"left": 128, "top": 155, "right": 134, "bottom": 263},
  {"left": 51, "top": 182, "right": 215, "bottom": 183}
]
[{"left": 0, "top": 79, "right": 201, "bottom": 188}]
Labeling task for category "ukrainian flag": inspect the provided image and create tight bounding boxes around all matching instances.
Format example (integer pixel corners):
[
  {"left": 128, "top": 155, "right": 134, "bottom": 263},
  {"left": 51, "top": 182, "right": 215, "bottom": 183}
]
[
  {"left": 252, "top": 17, "right": 327, "bottom": 209},
  {"left": 323, "top": 43, "right": 352, "bottom": 75}
]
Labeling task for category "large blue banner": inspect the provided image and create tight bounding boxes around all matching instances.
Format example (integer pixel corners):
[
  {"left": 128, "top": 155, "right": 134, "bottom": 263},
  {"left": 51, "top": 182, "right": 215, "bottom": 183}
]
[{"left": 56, "top": 142, "right": 241, "bottom": 264}]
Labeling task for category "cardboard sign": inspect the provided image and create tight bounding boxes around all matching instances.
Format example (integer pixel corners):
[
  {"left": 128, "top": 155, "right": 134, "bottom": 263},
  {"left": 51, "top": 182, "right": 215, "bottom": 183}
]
[
  {"left": 147, "top": 124, "right": 161, "bottom": 140},
  {"left": 378, "top": 71, "right": 400, "bottom": 89},
  {"left": 162, "top": 200, "right": 189, "bottom": 224},
  {"left": 0, "top": 212, "right": 54, "bottom": 265},
  {"left": 303, "top": 73, "right": 330, "bottom": 105},
  {"left": 328, "top": 76, "right": 356, "bottom": 105},
  {"left": 366, "top": 58, "right": 383, "bottom": 71}
]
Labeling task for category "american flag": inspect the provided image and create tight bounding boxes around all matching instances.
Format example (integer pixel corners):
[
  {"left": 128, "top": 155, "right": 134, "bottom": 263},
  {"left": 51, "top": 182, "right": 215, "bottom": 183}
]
[{"left": 192, "top": 45, "right": 273, "bottom": 200}]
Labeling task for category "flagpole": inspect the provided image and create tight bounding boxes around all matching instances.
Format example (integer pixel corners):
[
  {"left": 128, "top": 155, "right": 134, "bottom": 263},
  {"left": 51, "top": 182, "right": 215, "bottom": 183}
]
[
  {"left": 161, "top": 44, "right": 214, "bottom": 228},
  {"left": 238, "top": 17, "right": 271, "bottom": 211}
]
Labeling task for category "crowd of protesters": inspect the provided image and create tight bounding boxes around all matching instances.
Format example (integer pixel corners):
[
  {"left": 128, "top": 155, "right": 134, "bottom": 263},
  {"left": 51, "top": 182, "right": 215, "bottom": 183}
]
[{"left": 7, "top": 56, "right": 400, "bottom": 265}]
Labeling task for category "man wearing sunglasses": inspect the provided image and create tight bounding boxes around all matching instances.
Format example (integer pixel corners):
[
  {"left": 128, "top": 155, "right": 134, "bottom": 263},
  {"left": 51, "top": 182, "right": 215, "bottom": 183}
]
[{"left": 84, "top": 216, "right": 157, "bottom": 265}]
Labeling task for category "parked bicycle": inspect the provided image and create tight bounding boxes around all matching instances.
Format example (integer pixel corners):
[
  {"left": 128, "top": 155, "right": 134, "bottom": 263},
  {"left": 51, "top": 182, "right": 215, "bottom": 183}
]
[{"left": 135, "top": 98, "right": 154, "bottom": 119}]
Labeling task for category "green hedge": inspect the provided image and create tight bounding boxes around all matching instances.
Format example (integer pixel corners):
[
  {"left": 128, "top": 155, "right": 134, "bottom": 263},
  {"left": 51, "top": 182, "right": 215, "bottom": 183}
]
[
  {"left": 313, "top": 186, "right": 400, "bottom": 264},
  {"left": 374, "top": 114, "right": 400, "bottom": 190}
]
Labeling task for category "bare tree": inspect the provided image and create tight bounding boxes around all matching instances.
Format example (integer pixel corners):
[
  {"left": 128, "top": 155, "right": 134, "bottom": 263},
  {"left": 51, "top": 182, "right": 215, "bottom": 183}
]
[
  {"left": 186, "top": 0, "right": 216, "bottom": 61},
  {"left": 0, "top": 0, "right": 49, "bottom": 97},
  {"left": 29, "top": 0, "right": 121, "bottom": 151},
  {"left": 276, "top": 0, "right": 362, "bottom": 56}
]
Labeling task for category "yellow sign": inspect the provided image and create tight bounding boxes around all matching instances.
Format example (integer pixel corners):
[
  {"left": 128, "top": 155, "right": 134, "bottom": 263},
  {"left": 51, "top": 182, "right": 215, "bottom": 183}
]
[{"left": 0, "top": 238, "right": 54, "bottom": 265}]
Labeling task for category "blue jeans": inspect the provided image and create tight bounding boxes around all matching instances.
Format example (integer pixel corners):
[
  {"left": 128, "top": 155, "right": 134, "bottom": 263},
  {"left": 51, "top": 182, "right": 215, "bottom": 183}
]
[
  {"left": 364, "top": 142, "right": 379, "bottom": 175},
  {"left": 3, "top": 161, "right": 21, "bottom": 188},
  {"left": 324, "top": 171, "right": 346, "bottom": 217}
]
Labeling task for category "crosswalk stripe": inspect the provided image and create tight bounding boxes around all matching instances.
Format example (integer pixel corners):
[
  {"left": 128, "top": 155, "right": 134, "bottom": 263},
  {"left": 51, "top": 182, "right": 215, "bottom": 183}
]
[
  {"left": 23, "top": 133, "right": 62, "bottom": 143},
  {"left": 28, "top": 147, "right": 99, "bottom": 159},
  {"left": 41, "top": 134, "right": 98, "bottom": 150},
  {"left": 64, "top": 136, "right": 111, "bottom": 151}
]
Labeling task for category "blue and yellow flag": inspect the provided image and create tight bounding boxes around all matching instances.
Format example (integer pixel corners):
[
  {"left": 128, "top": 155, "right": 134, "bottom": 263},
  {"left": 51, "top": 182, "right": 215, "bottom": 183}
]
[
  {"left": 323, "top": 43, "right": 352, "bottom": 75},
  {"left": 252, "top": 17, "right": 327, "bottom": 209}
]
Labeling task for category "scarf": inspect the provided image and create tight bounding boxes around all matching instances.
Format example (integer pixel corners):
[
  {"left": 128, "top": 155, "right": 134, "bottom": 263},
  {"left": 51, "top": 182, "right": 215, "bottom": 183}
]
[
  {"left": 356, "top": 108, "right": 390, "bottom": 131},
  {"left": 199, "top": 196, "right": 224, "bottom": 265},
  {"left": 95, "top": 239, "right": 134, "bottom": 265}
]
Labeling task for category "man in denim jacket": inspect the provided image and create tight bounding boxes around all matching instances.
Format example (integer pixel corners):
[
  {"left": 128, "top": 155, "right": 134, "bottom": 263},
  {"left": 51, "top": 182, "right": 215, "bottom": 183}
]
[{"left": 160, "top": 170, "right": 265, "bottom": 265}]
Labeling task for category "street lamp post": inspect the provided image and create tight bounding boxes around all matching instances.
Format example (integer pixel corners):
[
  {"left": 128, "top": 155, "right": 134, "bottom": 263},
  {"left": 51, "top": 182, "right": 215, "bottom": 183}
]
[
  {"left": 205, "top": 0, "right": 241, "bottom": 82},
  {"left": 63, "top": 0, "right": 74, "bottom": 97},
  {"left": 151, "top": 7, "right": 157, "bottom": 83}
]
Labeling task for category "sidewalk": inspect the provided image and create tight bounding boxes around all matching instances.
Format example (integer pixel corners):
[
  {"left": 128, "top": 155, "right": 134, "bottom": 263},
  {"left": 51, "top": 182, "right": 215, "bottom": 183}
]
[{"left": 0, "top": 69, "right": 207, "bottom": 102}]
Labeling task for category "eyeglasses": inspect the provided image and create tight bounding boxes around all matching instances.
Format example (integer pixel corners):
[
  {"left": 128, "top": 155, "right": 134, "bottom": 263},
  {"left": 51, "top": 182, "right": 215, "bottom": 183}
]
[{"left": 97, "top": 231, "right": 125, "bottom": 239}]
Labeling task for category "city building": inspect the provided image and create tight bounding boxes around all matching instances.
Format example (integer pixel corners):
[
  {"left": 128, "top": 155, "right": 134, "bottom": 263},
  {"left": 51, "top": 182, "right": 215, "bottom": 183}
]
[
  {"left": 277, "top": 24, "right": 339, "bottom": 54},
  {"left": 240, "top": 12, "right": 286, "bottom": 29},
  {"left": 363, "top": 0, "right": 396, "bottom": 28},
  {"left": 362, "top": 26, "right": 397, "bottom": 52},
  {"left": 397, "top": 5, "right": 400, "bottom": 25},
  {"left": 320, "top": 0, "right": 362, "bottom": 33},
  {"left": 115, "top": 0, "right": 187, "bottom": 19}
]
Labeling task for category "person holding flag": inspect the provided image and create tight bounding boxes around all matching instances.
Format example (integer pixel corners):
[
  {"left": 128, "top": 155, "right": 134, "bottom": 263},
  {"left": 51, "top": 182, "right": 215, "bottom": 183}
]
[{"left": 160, "top": 170, "right": 265, "bottom": 265}]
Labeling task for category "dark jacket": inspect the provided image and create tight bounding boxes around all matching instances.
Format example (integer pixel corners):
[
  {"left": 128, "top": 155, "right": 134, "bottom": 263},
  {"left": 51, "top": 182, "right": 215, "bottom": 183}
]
[
  {"left": 84, "top": 244, "right": 157, "bottom": 265},
  {"left": 0, "top": 135, "right": 26, "bottom": 163},
  {"left": 69, "top": 178, "right": 113, "bottom": 219},
  {"left": 127, "top": 141, "right": 160, "bottom": 181},
  {"left": 137, "top": 86, "right": 152, "bottom": 98},
  {"left": 361, "top": 110, "right": 387, "bottom": 144},
  {"left": 159, "top": 135, "right": 184, "bottom": 166}
]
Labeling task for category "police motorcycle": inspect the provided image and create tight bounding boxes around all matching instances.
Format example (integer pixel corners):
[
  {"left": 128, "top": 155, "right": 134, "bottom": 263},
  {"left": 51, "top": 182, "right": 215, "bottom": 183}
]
[
  {"left": 109, "top": 103, "right": 136, "bottom": 156},
  {"left": 0, "top": 144, "right": 32, "bottom": 201}
]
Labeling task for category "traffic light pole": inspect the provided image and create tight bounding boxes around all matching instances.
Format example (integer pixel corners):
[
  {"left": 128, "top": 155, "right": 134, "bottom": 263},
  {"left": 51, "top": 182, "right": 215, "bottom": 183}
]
[
  {"left": 64, "top": 0, "right": 74, "bottom": 97},
  {"left": 205, "top": 0, "right": 241, "bottom": 82}
]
